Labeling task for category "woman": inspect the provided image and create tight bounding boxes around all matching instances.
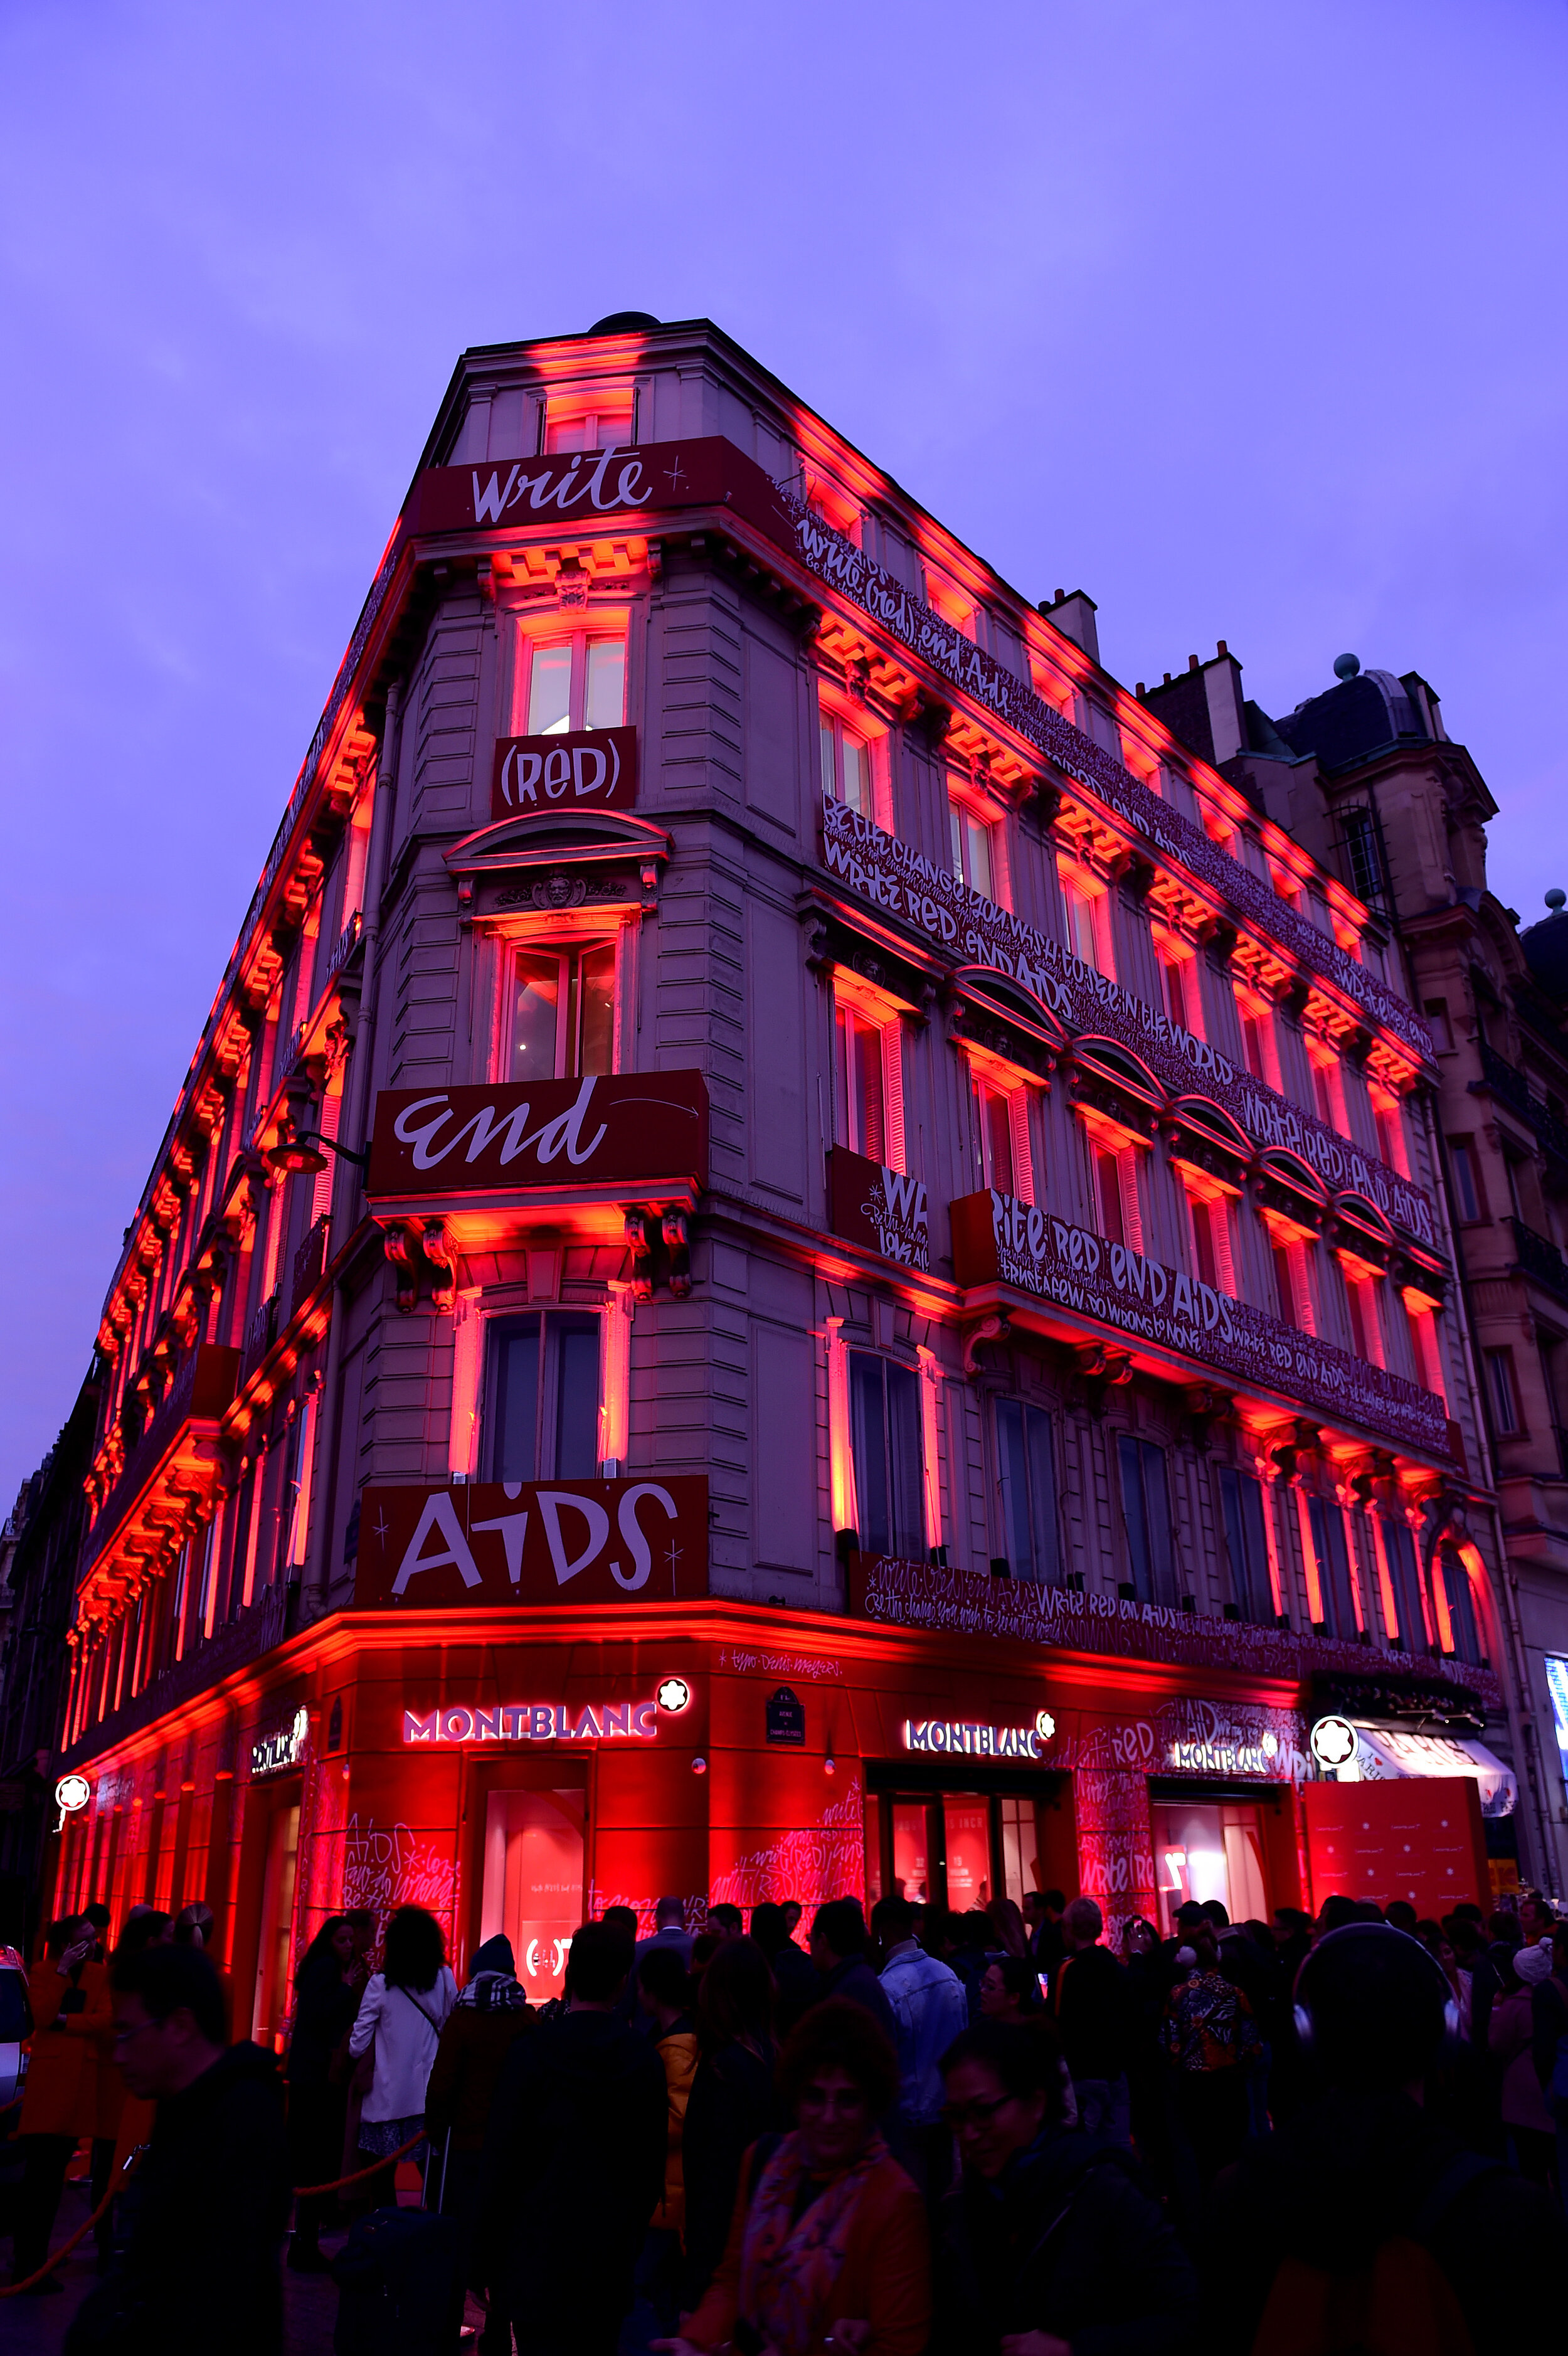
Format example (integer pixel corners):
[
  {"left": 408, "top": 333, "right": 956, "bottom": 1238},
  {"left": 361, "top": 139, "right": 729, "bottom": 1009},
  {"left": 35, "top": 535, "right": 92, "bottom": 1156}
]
[
  {"left": 10, "top": 1916, "right": 110, "bottom": 2287},
  {"left": 1489, "top": 1946, "right": 1556, "bottom": 2185},
  {"left": 986, "top": 1898, "right": 1029, "bottom": 1962},
  {"left": 285, "top": 1915, "right": 360, "bottom": 2269},
  {"left": 99, "top": 1908, "right": 176, "bottom": 2259},
  {"left": 936, "top": 2017, "right": 1197, "bottom": 2356},
  {"left": 978, "top": 1955, "right": 1041, "bottom": 2023},
  {"left": 347, "top": 1904, "right": 457, "bottom": 2204},
  {"left": 1163, "top": 1929, "right": 1260, "bottom": 2210},
  {"left": 680, "top": 1934, "right": 783, "bottom": 2314},
  {"left": 662, "top": 1997, "right": 928, "bottom": 2356}
]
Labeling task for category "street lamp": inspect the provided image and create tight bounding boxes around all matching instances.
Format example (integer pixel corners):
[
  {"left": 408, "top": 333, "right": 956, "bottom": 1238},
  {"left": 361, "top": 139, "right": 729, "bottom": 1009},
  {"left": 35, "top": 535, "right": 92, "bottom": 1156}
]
[{"left": 265, "top": 1121, "right": 371, "bottom": 1177}]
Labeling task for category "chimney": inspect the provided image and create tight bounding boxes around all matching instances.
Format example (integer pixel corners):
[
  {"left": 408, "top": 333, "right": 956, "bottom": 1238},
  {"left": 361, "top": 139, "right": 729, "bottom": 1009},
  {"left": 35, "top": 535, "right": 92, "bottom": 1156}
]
[{"left": 1039, "top": 588, "right": 1099, "bottom": 667}]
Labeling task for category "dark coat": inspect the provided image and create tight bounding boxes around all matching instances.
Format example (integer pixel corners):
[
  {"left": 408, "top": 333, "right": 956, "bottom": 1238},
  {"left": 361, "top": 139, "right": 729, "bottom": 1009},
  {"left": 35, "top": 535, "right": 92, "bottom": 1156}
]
[
  {"left": 65, "top": 2041, "right": 290, "bottom": 2356},
  {"left": 482, "top": 2005, "right": 666, "bottom": 2332},
  {"left": 762, "top": 1936, "right": 819, "bottom": 2037},
  {"left": 819, "top": 1952, "right": 899, "bottom": 2047},
  {"left": 680, "top": 2037, "right": 782, "bottom": 2308},
  {"left": 936, "top": 2125, "right": 1197, "bottom": 2356},
  {"left": 1051, "top": 1943, "right": 1133, "bottom": 2081},
  {"left": 1204, "top": 2087, "right": 1568, "bottom": 2356},
  {"left": 285, "top": 1948, "right": 359, "bottom": 2088}
]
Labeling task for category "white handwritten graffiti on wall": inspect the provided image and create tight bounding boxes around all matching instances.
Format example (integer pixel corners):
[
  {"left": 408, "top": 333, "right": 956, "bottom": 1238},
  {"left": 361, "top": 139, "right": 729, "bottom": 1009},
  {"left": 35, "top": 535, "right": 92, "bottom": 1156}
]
[
  {"left": 820, "top": 796, "right": 1435, "bottom": 1246},
  {"left": 707, "top": 1779, "right": 867, "bottom": 1914},
  {"left": 341, "top": 1815, "right": 459, "bottom": 1924}
]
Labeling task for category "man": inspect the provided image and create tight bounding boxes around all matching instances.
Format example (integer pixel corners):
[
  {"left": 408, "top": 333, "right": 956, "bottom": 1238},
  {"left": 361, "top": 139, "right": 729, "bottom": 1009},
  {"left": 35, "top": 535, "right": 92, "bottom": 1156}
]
[
  {"left": 172, "top": 1901, "right": 236, "bottom": 2037},
  {"left": 636, "top": 1944, "right": 699, "bottom": 2335},
  {"left": 484, "top": 1918, "right": 666, "bottom": 2356},
  {"left": 627, "top": 1896, "right": 694, "bottom": 2027},
  {"left": 1024, "top": 1888, "right": 1066, "bottom": 1977},
  {"left": 1517, "top": 1891, "right": 1555, "bottom": 1947},
  {"left": 1207, "top": 1924, "right": 1566, "bottom": 2353},
  {"left": 872, "top": 1893, "right": 967, "bottom": 2189},
  {"left": 807, "top": 1898, "right": 898, "bottom": 2046},
  {"left": 706, "top": 1903, "right": 744, "bottom": 1939},
  {"left": 749, "top": 1901, "right": 818, "bottom": 2036},
  {"left": 65, "top": 1943, "right": 289, "bottom": 2354},
  {"left": 342, "top": 1906, "right": 378, "bottom": 1989},
  {"left": 1049, "top": 1896, "right": 1133, "bottom": 2146},
  {"left": 425, "top": 1933, "right": 532, "bottom": 2350}
]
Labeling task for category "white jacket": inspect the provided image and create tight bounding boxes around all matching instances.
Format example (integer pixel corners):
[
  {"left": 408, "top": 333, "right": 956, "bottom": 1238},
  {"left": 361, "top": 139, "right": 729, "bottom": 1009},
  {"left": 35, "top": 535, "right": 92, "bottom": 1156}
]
[{"left": 348, "top": 1967, "right": 457, "bottom": 2122}]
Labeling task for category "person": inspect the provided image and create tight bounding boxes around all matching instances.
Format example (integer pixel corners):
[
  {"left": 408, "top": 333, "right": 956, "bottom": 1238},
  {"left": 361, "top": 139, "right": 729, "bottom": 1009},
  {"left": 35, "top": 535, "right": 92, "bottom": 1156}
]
[
  {"left": 985, "top": 1896, "right": 1029, "bottom": 1961},
  {"left": 662, "top": 1997, "right": 929, "bottom": 2356},
  {"left": 425, "top": 1932, "right": 532, "bottom": 2348},
  {"left": 1024, "top": 1889, "right": 1066, "bottom": 1978},
  {"left": 1527, "top": 1919, "right": 1568, "bottom": 2201},
  {"left": 172, "top": 1902, "right": 235, "bottom": 2034},
  {"left": 707, "top": 1904, "right": 744, "bottom": 1940},
  {"left": 342, "top": 1907, "right": 378, "bottom": 1990},
  {"left": 1163, "top": 1928, "right": 1260, "bottom": 2214},
  {"left": 92, "top": 1908, "right": 172, "bottom": 2264},
  {"left": 750, "top": 1900, "right": 818, "bottom": 2036},
  {"left": 346, "top": 1902, "right": 456, "bottom": 2204},
  {"left": 285, "top": 1914, "right": 361, "bottom": 2271},
  {"left": 936, "top": 2017, "right": 1197, "bottom": 2356},
  {"left": 781, "top": 1900, "right": 803, "bottom": 1941},
  {"left": 978, "top": 1953, "right": 1038, "bottom": 2020},
  {"left": 9, "top": 1914, "right": 111, "bottom": 2290},
  {"left": 808, "top": 1899, "right": 899, "bottom": 2046},
  {"left": 63, "top": 1943, "right": 290, "bottom": 2354},
  {"left": 482, "top": 1917, "right": 667, "bottom": 2356},
  {"left": 1049, "top": 1896, "right": 1133, "bottom": 2145},
  {"left": 636, "top": 1943, "right": 701, "bottom": 2335},
  {"left": 1517, "top": 1892, "right": 1555, "bottom": 1948},
  {"left": 874, "top": 1892, "right": 968, "bottom": 2189},
  {"left": 1384, "top": 1898, "right": 1420, "bottom": 1935},
  {"left": 1205, "top": 1924, "right": 1568, "bottom": 2352},
  {"left": 681, "top": 1934, "right": 783, "bottom": 2315},
  {"left": 1488, "top": 1945, "right": 1555, "bottom": 2185}
]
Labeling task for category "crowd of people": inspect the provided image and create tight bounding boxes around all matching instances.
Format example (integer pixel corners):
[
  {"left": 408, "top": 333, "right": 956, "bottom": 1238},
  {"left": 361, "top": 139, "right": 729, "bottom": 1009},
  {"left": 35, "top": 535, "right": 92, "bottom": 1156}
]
[{"left": 6, "top": 1878, "right": 1567, "bottom": 2352}]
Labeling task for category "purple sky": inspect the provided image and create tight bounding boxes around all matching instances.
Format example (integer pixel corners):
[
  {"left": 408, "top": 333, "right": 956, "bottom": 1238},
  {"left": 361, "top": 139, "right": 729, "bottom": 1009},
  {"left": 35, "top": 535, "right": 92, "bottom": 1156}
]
[{"left": 3, "top": 1, "right": 1566, "bottom": 1497}]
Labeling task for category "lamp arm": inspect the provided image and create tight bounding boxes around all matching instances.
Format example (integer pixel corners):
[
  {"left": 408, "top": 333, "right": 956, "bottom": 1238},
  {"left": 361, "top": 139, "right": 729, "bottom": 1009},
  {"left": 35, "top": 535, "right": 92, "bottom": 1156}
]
[{"left": 295, "top": 1131, "right": 371, "bottom": 1172}]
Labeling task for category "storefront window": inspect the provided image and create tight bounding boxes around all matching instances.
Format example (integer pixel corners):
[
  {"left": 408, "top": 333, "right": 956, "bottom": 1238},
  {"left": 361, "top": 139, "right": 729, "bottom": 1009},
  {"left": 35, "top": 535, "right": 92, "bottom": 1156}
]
[
  {"left": 480, "top": 1786, "right": 585, "bottom": 2004},
  {"left": 1217, "top": 1467, "right": 1273, "bottom": 1625},
  {"left": 1306, "top": 1495, "right": 1358, "bottom": 1638},
  {"left": 943, "top": 1798, "right": 992, "bottom": 1909},
  {"left": 849, "top": 1351, "right": 924, "bottom": 1558},
  {"left": 511, "top": 944, "right": 617, "bottom": 1083},
  {"left": 890, "top": 1801, "right": 930, "bottom": 1902},
  {"left": 1116, "top": 1437, "right": 1178, "bottom": 1607},
  {"left": 995, "top": 1401, "right": 1059, "bottom": 1584},
  {"left": 1153, "top": 1800, "right": 1269, "bottom": 1938},
  {"left": 485, "top": 1313, "right": 601, "bottom": 1483}
]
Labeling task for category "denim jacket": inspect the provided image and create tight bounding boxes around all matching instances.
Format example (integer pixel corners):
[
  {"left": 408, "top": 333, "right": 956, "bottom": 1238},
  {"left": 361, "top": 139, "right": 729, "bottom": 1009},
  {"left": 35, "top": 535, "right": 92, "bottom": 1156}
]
[{"left": 881, "top": 1943, "right": 970, "bottom": 2125}]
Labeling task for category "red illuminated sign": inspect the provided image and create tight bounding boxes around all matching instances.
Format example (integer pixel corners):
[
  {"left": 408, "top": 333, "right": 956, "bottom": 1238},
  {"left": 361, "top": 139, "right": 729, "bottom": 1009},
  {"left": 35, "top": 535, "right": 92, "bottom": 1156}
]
[
  {"left": 492, "top": 726, "right": 637, "bottom": 821},
  {"left": 406, "top": 437, "right": 795, "bottom": 555},
  {"left": 366, "top": 1071, "right": 709, "bottom": 1199},
  {"left": 827, "top": 1147, "right": 929, "bottom": 1271},
  {"left": 403, "top": 1699, "right": 662, "bottom": 1744},
  {"left": 354, "top": 1475, "right": 710, "bottom": 1609}
]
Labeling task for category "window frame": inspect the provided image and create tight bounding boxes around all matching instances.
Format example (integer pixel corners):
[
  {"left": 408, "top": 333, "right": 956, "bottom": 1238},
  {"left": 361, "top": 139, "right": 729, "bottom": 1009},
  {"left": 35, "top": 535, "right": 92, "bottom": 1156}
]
[
  {"left": 507, "top": 938, "right": 620, "bottom": 1086},
  {"left": 512, "top": 622, "right": 629, "bottom": 737},
  {"left": 1448, "top": 1138, "right": 1485, "bottom": 1225},
  {"left": 1216, "top": 1465, "right": 1275, "bottom": 1626},
  {"left": 993, "top": 1398, "right": 1061, "bottom": 1586},
  {"left": 833, "top": 984, "right": 906, "bottom": 1170},
  {"left": 1485, "top": 1347, "right": 1523, "bottom": 1436},
  {"left": 1061, "top": 873, "right": 1112, "bottom": 977},
  {"left": 948, "top": 788, "right": 998, "bottom": 901},
  {"left": 1116, "top": 1435, "right": 1179, "bottom": 1608},
  {"left": 819, "top": 706, "right": 879, "bottom": 821},
  {"left": 1305, "top": 1491, "right": 1359, "bottom": 1638},
  {"left": 848, "top": 1349, "right": 926, "bottom": 1561},
  {"left": 481, "top": 1308, "right": 604, "bottom": 1486}
]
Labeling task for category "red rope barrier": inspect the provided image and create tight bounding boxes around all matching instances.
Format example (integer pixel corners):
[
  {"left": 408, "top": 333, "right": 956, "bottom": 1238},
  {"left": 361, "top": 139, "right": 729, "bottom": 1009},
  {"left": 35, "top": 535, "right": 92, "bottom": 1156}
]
[
  {"left": 0, "top": 2148, "right": 146, "bottom": 2300},
  {"left": 292, "top": 2131, "right": 426, "bottom": 2196}
]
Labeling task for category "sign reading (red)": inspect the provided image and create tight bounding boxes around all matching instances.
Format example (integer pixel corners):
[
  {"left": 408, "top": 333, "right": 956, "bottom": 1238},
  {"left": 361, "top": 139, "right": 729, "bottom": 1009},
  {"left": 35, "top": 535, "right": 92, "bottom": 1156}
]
[
  {"left": 492, "top": 726, "right": 637, "bottom": 821},
  {"left": 354, "top": 1475, "right": 710, "bottom": 1610},
  {"left": 366, "top": 1071, "right": 709, "bottom": 1198}
]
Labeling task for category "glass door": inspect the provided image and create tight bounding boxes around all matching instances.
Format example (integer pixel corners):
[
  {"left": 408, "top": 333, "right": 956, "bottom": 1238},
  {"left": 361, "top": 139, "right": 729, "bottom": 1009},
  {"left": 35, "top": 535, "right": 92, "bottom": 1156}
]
[
  {"left": 480, "top": 1788, "right": 586, "bottom": 2003},
  {"left": 250, "top": 1798, "right": 300, "bottom": 2051}
]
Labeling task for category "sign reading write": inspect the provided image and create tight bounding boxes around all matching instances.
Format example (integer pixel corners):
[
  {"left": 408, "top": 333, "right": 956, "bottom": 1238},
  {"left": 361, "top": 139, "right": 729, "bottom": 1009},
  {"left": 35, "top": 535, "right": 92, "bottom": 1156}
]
[
  {"left": 367, "top": 1071, "right": 708, "bottom": 1197},
  {"left": 492, "top": 726, "right": 637, "bottom": 820},
  {"left": 354, "top": 1476, "right": 709, "bottom": 1610},
  {"left": 407, "top": 437, "right": 796, "bottom": 553},
  {"left": 950, "top": 1188, "right": 1452, "bottom": 1460},
  {"left": 827, "top": 1147, "right": 929, "bottom": 1270}
]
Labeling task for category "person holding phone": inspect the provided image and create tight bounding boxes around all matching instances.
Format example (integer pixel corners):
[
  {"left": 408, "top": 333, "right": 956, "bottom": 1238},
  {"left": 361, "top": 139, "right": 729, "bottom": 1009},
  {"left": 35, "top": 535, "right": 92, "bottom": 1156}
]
[{"left": 9, "top": 1915, "right": 112, "bottom": 2289}]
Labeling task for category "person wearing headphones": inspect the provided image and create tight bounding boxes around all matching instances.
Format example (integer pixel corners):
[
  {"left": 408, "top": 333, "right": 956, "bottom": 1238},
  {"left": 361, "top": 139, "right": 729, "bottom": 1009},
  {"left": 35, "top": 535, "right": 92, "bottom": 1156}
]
[{"left": 1205, "top": 1923, "right": 1567, "bottom": 2353}]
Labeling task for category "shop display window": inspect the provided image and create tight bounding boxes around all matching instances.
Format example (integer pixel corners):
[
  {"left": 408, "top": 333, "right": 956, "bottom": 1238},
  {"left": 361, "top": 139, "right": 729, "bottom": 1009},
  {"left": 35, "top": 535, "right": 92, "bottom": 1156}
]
[
  {"left": 250, "top": 1799, "right": 299, "bottom": 2052},
  {"left": 867, "top": 1786, "right": 1061, "bottom": 1915},
  {"left": 849, "top": 1350, "right": 924, "bottom": 1559},
  {"left": 1116, "top": 1436, "right": 1179, "bottom": 1608},
  {"left": 484, "top": 1312, "right": 601, "bottom": 1483},
  {"left": 995, "top": 1401, "right": 1059, "bottom": 1584},
  {"left": 890, "top": 1801, "right": 930, "bottom": 1902},
  {"left": 1216, "top": 1467, "right": 1274, "bottom": 1626},
  {"left": 1153, "top": 1800, "right": 1269, "bottom": 1938},
  {"left": 480, "top": 1786, "right": 585, "bottom": 2003}
]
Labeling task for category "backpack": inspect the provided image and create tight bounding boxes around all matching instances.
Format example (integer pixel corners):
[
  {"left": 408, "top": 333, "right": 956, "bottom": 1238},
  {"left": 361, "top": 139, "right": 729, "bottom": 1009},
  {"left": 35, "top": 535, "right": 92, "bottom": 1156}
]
[{"left": 1250, "top": 2153, "right": 1500, "bottom": 2356}]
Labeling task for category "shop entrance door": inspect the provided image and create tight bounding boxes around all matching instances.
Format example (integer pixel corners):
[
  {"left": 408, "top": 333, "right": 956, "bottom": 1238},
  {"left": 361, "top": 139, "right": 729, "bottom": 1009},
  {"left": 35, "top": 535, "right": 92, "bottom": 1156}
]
[
  {"left": 480, "top": 1787, "right": 585, "bottom": 2003},
  {"left": 1151, "top": 1800, "right": 1269, "bottom": 1936},
  {"left": 869, "top": 1770, "right": 1076, "bottom": 1915},
  {"left": 250, "top": 1796, "right": 300, "bottom": 2051}
]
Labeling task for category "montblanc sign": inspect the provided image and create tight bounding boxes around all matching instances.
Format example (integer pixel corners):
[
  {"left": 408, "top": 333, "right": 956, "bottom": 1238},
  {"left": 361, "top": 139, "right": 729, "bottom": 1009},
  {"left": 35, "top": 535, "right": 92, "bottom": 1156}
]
[{"left": 951, "top": 1186, "right": 1453, "bottom": 1459}]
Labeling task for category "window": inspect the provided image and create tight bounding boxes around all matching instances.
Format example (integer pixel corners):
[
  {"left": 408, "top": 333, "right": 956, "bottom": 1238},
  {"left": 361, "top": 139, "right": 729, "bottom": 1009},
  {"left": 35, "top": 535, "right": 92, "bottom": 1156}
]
[
  {"left": 1342, "top": 806, "right": 1384, "bottom": 906},
  {"left": 849, "top": 1352, "right": 925, "bottom": 1558},
  {"left": 1345, "top": 1276, "right": 1381, "bottom": 1366},
  {"left": 1187, "top": 1192, "right": 1231, "bottom": 1293},
  {"left": 949, "top": 798, "right": 994, "bottom": 898},
  {"left": 1117, "top": 1436, "right": 1178, "bottom": 1606},
  {"left": 544, "top": 406, "right": 633, "bottom": 454},
  {"left": 1401, "top": 1295, "right": 1444, "bottom": 1400},
  {"left": 1310, "top": 1057, "right": 1337, "bottom": 1131},
  {"left": 1437, "top": 1544, "right": 1483, "bottom": 1665},
  {"left": 973, "top": 1080, "right": 1014, "bottom": 1194},
  {"left": 1272, "top": 1243, "right": 1298, "bottom": 1329},
  {"left": 995, "top": 1401, "right": 1059, "bottom": 1584},
  {"left": 1485, "top": 1349, "right": 1522, "bottom": 1436},
  {"left": 820, "top": 715, "right": 871, "bottom": 816},
  {"left": 1160, "top": 954, "right": 1194, "bottom": 1034},
  {"left": 1096, "top": 1149, "right": 1126, "bottom": 1247},
  {"left": 484, "top": 1313, "right": 601, "bottom": 1483},
  {"left": 511, "top": 944, "right": 616, "bottom": 1082},
  {"left": 835, "top": 1004, "right": 887, "bottom": 1162},
  {"left": 1306, "top": 1494, "right": 1358, "bottom": 1637},
  {"left": 521, "top": 632, "right": 627, "bottom": 736},
  {"left": 1424, "top": 1000, "right": 1454, "bottom": 1052},
  {"left": 1062, "top": 881, "right": 1109, "bottom": 975},
  {"left": 1503, "top": 1155, "right": 1525, "bottom": 1221},
  {"left": 1380, "top": 1514, "right": 1428, "bottom": 1650},
  {"left": 1373, "top": 1098, "right": 1402, "bottom": 1172},
  {"left": 1238, "top": 1003, "right": 1269, "bottom": 1085},
  {"left": 1441, "top": 1145, "right": 1478, "bottom": 1234},
  {"left": 1217, "top": 1467, "right": 1274, "bottom": 1625}
]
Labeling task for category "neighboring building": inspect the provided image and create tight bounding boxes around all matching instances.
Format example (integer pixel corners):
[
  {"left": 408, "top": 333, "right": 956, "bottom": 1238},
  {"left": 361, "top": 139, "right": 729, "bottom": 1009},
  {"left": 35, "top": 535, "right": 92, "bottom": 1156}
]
[
  {"left": 0, "top": 1374, "right": 100, "bottom": 1945},
  {"left": 34, "top": 317, "right": 1537, "bottom": 2033},
  {"left": 1178, "top": 645, "right": 1568, "bottom": 1889}
]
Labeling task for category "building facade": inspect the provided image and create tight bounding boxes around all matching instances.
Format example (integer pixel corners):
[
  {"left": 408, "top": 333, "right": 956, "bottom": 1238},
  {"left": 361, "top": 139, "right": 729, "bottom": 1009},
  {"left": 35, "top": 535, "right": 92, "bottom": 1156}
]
[{"left": 36, "top": 317, "right": 1534, "bottom": 2032}]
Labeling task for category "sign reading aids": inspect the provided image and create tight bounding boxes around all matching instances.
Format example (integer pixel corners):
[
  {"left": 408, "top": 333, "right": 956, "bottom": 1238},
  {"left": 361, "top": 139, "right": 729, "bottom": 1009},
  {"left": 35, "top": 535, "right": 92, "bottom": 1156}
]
[
  {"left": 367, "top": 1071, "right": 708, "bottom": 1198},
  {"left": 950, "top": 1188, "right": 1452, "bottom": 1460},
  {"left": 354, "top": 1475, "right": 710, "bottom": 1610},
  {"left": 827, "top": 1147, "right": 930, "bottom": 1271},
  {"left": 492, "top": 726, "right": 637, "bottom": 820}
]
